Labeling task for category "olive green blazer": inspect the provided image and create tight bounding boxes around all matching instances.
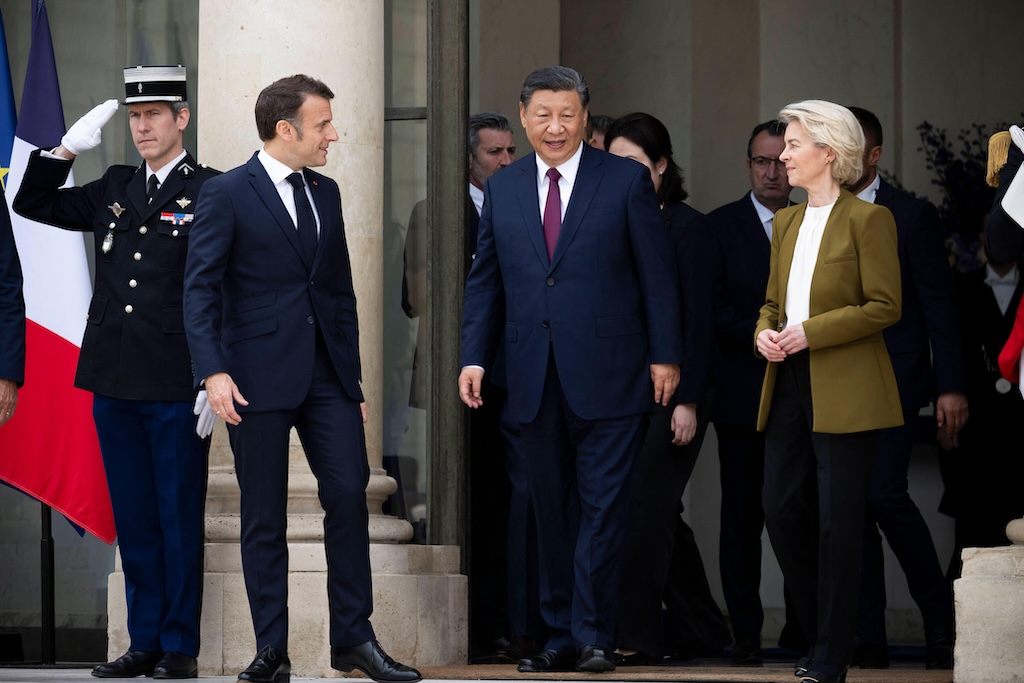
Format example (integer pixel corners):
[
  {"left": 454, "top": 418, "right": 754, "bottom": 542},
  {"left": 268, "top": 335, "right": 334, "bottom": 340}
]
[{"left": 754, "top": 190, "right": 904, "bottom": 434}]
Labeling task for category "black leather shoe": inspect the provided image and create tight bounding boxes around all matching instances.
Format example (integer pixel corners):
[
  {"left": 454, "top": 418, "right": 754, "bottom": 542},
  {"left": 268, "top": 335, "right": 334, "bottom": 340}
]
[
  {"left": 799, "top": 666, "right": 848, "bottom": 683},
  {"left": 576, "top": 645, "right": 615, "bottom": 672},
  {"left": 238, "top": 645, "right": 290, "bottom": 683},
  {"left": 493, "top": 636, "right": 541, "bottom": 663},
  {"left": 331, "top": 639, "right": 421, "bottom": 682},
  {"left": 730, "top": 638, "right": 763, "bottom": 666},
  {"left": 92, "top": 650, "right": 161, "bottom": 678},
  {"left": 517, "top": 648, "right": 576, "bottom": 673},
  {"left": 794, "top": 656, "right": 812, "bottom": 677},
  {"left": 612, "top": 650, "right": 656, "bottom": 666},
  {"left": 153, "top": 651, "right": 197, "bottom": 679}
]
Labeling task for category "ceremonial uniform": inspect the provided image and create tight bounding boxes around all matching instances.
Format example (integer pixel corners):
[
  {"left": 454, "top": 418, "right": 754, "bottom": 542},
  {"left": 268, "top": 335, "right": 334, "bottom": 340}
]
[{"left": 12, "top": 65, "right": 218, "bottom": 677}]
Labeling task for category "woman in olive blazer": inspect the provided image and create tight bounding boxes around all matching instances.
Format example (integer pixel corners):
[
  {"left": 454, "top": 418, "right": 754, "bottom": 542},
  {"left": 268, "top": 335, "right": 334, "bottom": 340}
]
[{"left": 754, "top": 101, "right": 901, "bottom": 683}]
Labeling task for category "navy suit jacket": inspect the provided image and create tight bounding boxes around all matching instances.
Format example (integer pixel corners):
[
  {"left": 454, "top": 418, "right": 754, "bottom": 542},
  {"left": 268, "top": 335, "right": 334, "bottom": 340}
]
[
  {"left": 0, "top": 197, "right": 25, "bottom": 386},
  {"left": 461, "top": 144, "right": 682, "bottom": 424},
  {"left": 184, "top": 153, "right": 362, "bottom": 410},
  {"left": 707, "top": 194, "right": 771, "bottom": 426},
  {"left": 875, "top": 179, "right": 965, "bottom": 409}
]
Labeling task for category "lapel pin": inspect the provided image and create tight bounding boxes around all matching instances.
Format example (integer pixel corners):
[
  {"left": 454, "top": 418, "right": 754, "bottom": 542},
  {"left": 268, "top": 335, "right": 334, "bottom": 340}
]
[{"left": 178, "top": 162, "right": 194, "bottom": 176}]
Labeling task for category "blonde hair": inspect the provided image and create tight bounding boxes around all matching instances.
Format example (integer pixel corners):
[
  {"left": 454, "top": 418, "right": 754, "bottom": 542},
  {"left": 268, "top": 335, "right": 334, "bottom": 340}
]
[{"left": 778, "top": 100, "right": 864, "bottom": 186}]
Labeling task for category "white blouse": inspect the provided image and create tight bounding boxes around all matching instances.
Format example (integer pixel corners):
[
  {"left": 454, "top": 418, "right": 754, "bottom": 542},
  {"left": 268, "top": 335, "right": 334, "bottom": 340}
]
[{"left": 784, "top": 200, "right": 836, "bottom": 328}]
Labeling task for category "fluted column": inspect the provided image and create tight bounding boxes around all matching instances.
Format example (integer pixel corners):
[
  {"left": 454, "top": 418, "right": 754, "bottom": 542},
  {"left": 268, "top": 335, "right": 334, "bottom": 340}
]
[{"left": 196, "top": 0, "right": 410, "bottom": 543}]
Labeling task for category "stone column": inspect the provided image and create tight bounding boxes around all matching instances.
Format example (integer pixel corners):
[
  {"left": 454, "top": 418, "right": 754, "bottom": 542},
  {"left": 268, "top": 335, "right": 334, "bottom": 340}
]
[
  {"left": 954, "top": 519, "right": 1024, "bottom": 682},
  {"left": 107, "top": 1, "right": 467, "bottom": 676}
]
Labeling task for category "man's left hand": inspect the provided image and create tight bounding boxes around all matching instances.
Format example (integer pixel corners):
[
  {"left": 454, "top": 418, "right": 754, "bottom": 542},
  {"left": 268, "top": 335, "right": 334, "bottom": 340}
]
[
  {"left": 0, "top": 378, "right": 17, "bottom": 427},
  {"left": 651, "top": 363, "right": 680, "bottom": 406},
  {"left": 935, "top": 391, "right": 968, "bottom": 447}
]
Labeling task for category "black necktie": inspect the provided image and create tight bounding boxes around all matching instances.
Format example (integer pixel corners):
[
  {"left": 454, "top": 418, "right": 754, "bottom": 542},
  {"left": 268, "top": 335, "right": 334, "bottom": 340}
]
[
  {"left": 146, "top": 174, "right": 158, "bottom": 204},
  {"left": 286, "top": 172, "right": 318, "bottom": 264}
]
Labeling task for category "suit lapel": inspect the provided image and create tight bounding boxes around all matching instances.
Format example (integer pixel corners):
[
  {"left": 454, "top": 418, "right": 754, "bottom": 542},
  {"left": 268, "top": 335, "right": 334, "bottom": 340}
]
[
  {"left": 516, "top": 156, "right": 548, "bottom": 267},
  {"left": 551, "top": 144, "right": 600, "bottom": 270},
  {"left": 246, "top": 154, "right": 309, "bottom": 268},
  {"left": 307, "top": 169, "right": 333, "bottom": 271}
]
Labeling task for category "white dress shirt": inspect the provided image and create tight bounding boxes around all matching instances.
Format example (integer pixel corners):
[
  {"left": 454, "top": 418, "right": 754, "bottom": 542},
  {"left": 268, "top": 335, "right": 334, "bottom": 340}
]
[
  {"left": 257, "top": 148, "right": 321, "bottom": 234},
  {"left": 535, "top": 141, "right": 584, "bottom": 222},
  {"left": 146, "top": 149, "right": 188, "bottom": 192},
  {"left": 749, "top": 191, "right": 778, "bottom": 242}
]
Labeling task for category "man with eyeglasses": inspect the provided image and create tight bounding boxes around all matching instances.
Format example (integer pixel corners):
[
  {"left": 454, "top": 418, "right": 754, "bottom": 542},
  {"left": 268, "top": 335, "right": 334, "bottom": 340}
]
[{"left": 707, "top": 120, "right": 804, "bottom": 666}]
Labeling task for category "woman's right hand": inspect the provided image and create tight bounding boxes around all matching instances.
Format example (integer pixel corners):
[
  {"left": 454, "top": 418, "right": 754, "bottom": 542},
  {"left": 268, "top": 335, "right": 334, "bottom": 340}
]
[{"left": 756, "top": 329, "right": 787, "bottom": 363}]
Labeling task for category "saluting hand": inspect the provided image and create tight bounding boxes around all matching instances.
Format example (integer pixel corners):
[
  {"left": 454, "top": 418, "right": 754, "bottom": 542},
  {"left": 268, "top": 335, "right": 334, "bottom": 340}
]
[{"left": 59, "top": 99, "right": 119, "bottom": 158}]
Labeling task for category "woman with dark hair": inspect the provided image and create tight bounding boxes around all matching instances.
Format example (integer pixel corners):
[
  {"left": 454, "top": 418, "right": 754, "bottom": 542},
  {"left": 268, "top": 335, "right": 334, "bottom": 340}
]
[{"left": 605, "top": 112, "right": 730, "bottom": 664}]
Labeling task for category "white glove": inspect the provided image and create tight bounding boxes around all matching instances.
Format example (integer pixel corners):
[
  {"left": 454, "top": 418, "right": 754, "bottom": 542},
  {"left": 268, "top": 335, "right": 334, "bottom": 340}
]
[
  {"left": 193, "top": 389, "right": 216, "bottom": 439},
  {"left": 60, "top": 99, "right": 119, "bottom": 156}
]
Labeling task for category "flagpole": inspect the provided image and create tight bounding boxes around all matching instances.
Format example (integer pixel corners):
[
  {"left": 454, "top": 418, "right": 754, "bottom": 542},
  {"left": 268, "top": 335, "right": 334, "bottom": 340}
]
[{"left": 40, "top": 502, "right": 55, "bottom": 665}]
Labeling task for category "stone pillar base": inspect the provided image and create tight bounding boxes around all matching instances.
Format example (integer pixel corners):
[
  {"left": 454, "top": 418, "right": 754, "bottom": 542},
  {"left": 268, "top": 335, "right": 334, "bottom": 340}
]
[
  {"left": 107, "top": 542, "right": 467, "bottom": 677},
  {"left": 954, "top": 543, "right": 1024, "bottom": 683}
]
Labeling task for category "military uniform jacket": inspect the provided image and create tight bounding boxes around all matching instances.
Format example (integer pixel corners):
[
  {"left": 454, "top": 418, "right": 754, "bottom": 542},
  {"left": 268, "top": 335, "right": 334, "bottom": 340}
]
[{"left": 13, "top": 149, "right": 219, "bottom": 402}]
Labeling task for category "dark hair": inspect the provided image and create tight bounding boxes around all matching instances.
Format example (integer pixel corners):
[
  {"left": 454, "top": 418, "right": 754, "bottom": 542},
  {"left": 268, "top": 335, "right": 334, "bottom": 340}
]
[
  {"left": 519, "top": 66, "right": 589, "bottom": 109},
  {"left": 586, "top": 114, "right": 614, "bottom": 141},
  {"left": 847, "top": 105, "right": 884, "bottom": 148},
  {"left": 469, "top": 112, "right": 512, "bottom": 156},
  {"left": 605, "top": 112, "right": 687, "bottom": 204},
  {"left": 746, "top": 119, "right": 787, "bottom": 158},
  {"left": 255, "top": 74, "right": 335, "bottom": 142}
]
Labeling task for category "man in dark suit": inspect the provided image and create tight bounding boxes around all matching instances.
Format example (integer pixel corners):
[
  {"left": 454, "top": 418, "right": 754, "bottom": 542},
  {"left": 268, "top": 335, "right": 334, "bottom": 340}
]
[
  {"left": 707, "top": 120, "right": 806, "bottom": 665},
  {"left": 13, "top": 66, "right": 215, "bottom": 679},
  {"left": 183, "top": 74, "right": 419, "bottom": 683},
  {"left": 0, "top": 198, "right": 25, "bottom": 429},
  {"left": 847, "top": 106, "right": 967, "bottom": 670},
  {"left": 459, "top": 66, "right": 683, "bottom": 674}
]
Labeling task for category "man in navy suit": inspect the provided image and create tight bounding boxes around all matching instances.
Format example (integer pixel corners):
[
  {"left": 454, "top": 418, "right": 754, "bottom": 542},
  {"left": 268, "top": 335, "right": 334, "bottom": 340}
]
[
  {"left": 459, "top": 66, "right": 682, "bottom": 673},
  {"left": 708, "top": 120, "right": 809, "bottom": 665},
  {"left": 184, "top": 74, "right": 419, "bottom": 683},
  {"left": 0, "top": 197, "right": 24, "bottom": 429},
  {"left": 847, "top": 106, "right": 967, "bottom": 670}
]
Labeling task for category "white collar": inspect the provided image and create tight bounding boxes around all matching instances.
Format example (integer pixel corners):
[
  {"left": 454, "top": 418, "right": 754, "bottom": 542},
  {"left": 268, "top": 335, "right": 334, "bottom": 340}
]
[
  {"left": 258, "top": 147, "right": 303, "bottom": 186},
  {"left": 534, "top": 140, "right": 584, "bottom": 187},
  {"left": 147, "top": 149, "right": 188, "bottom": 187}
]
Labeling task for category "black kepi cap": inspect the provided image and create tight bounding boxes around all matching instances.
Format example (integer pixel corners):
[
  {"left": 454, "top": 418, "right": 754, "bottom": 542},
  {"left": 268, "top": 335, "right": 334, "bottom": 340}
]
[{"left": 123, "top": 65, "right": 187, "bottom": 104}]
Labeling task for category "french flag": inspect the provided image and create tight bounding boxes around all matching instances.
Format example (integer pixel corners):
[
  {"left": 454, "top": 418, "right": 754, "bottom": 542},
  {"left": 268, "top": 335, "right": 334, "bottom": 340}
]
[{"left": 0, "top": 0, "right": 115, "bottom": 544}]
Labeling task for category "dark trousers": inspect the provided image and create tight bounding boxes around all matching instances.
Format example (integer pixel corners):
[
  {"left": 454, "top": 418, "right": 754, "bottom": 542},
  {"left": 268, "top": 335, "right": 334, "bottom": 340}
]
[
  {"left": 617, "top": 402, "right": 729, "bottom": 658},
  {"left": 763, "top": 352, "right": 877, "bottom": 673},
  {"left": 93, "top": 396, "right": 209, "bottom": 657},
  {"left": 227, "top": 337, "right": 374, "bottom": 651},
  {"left": 858, "top": 412, "right": 951, "bottom": 645},
  {"left": 717, "top": 422, "right": 807, "bottom": 648},
  {"left": 500, "top": 399, "right": 545, "bottom": 642},
  {"left": 520, "top": 351, "right": 646, "bottom": 652}
]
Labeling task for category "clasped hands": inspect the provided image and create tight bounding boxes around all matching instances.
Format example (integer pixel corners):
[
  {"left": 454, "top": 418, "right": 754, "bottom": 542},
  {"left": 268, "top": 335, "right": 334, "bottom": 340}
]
[{"left": 756, "top": 323, "right": 808, "bottom": 362}]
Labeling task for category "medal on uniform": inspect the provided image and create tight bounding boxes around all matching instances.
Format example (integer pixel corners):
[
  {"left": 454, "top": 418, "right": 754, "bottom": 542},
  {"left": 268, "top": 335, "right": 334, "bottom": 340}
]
[
  {"left": 102, "top": 229, "right": 114, "bottom": 253},
  {"left": 176, "top": 197, "right": 191, "bottom": 209},
  {"left": 996, "top": 377, "right": 1012, "bottom": 394}
]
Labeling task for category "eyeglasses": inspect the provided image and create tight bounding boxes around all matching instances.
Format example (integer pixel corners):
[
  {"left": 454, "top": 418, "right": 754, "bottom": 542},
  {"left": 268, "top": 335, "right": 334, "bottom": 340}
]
[{"left": 750, "top": 156, "right": 785, "bottom": 170}]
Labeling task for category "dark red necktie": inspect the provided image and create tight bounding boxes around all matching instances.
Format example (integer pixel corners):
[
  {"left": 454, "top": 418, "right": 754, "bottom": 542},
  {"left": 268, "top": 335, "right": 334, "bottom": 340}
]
[{"left": 543, "top": 167, "right": 562, "bottom": 261}]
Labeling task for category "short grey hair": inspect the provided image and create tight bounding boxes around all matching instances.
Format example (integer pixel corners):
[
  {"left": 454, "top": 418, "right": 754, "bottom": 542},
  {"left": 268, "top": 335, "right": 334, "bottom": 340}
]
[
  {"left": 778, "top": 100, "right": 864, "bottom": 186},
  {"left": 519, "top": 66, "right": 589, "bottom": 110},
  {"left": 171, "top": 101, "right": 189, "bottom": 120},
  {"left": 469, "top": 112, "right": 512, "bottom": 156}
]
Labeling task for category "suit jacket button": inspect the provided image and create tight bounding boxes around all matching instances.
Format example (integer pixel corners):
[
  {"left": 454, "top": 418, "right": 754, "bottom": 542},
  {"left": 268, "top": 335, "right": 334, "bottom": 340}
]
[
  {"left": 546, "top": 277, "right": 555, "bottom": 286},
  {"left": 542, "top": 320, "right": 549, "bottom": 328},
  {"left": 124, "top": 304, "right": 133, "bottom": 314},
  {"left": 306, "top": 316, "right": 314, "bottom": 325},
  {"left": 133, "top": 252, "right": 142, "bottom": 261},
  {"left": 139, "top": 225, "right": 148, "bottom": 234},
  {"left": 129, "top": 279, "right": 137, "bottom": 288}
]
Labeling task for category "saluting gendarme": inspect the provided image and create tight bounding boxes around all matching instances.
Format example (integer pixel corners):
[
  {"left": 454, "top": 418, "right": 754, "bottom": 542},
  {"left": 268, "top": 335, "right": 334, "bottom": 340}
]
[{"left": 13, "top": 65, "right": 217, "bottom": 679}]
